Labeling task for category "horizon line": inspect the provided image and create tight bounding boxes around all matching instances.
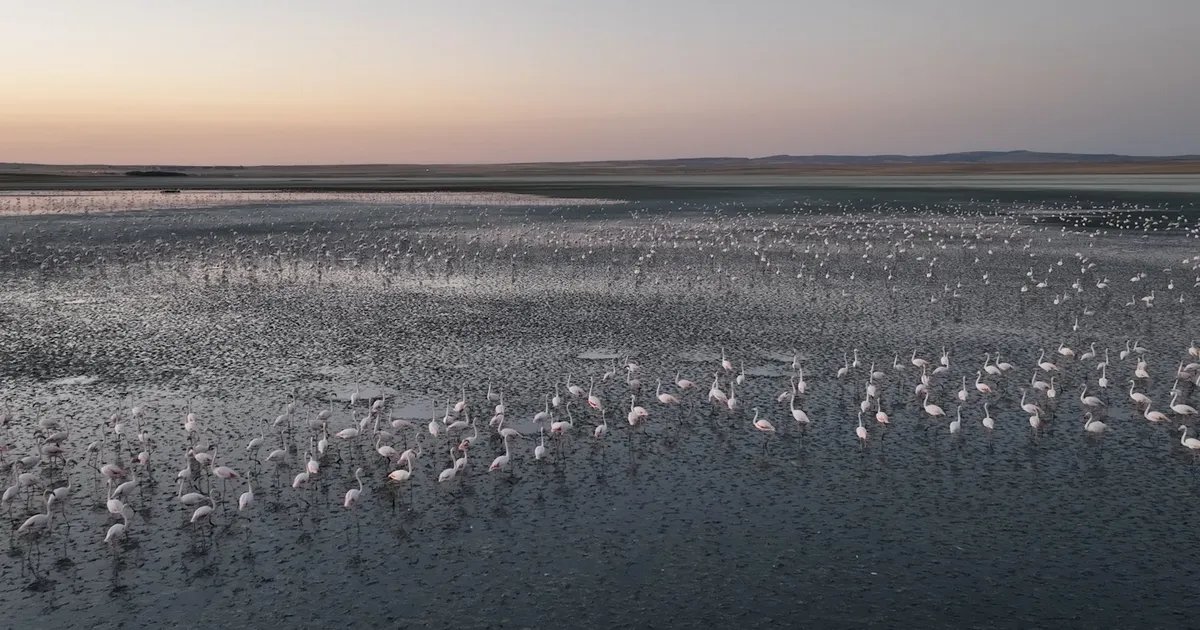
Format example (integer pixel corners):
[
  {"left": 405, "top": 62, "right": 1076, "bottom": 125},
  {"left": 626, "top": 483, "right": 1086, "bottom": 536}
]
[{"left": 5, "top": 148, "right": 1200, "bottom": 170}]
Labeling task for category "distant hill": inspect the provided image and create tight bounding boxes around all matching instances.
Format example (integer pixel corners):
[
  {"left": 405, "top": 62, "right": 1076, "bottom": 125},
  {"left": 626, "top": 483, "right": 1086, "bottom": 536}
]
[
  {"left": 592, "top": 150, "right": 1200, "bottom": 168},
  {"left": 4, "top": 150, "right": 1200, "bottom": 172},
  {"left": 2, "top": 150, "right": 1200, "bottom": 184}
]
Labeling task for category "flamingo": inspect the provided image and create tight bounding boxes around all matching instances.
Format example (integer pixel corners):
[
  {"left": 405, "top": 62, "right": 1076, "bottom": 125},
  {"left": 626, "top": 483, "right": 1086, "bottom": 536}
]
[
  {"left": 306, "top": 442, "right": 320, "bottom": 476},
  {"left": 343, "top": 468, "right": 364, "bottom": 508},
  {"left": 535, "top": 428, "right": 549, "bottom": 459},
  {"left": 239, "top": 481, "right": 255, "bottom": 511},
  {"left": 777, "top": 381, "right": 795, "bottom": 403},
  {"left": 191, "top": 449, "right": 215, "bottom": 467},
  {"left": 982, "top": 353, "right": 1002, "bottom": 376},
  {"left": 265, "top": 447, "right": 286, "bottom": 465},
  {"left": 1170, "top": 392, "right": 1198, "bottom": 416},
  {"left": 1144, "top": 405, "right": 1169, "bottom": 423},
  {"left": 869, "top": 362, "right": 884, "bottom": 381},
  {"left": 982, "top": 403, "right": 995, "bottom": 430},
  {"left": 110, "top": 474, "right": 138, "bottom": 500},
  {"left": 873, "top": 398, "right": 888, "bottom": 425},
  {"left": 246, "top": 427, "right": 265, "bottom": 453},
  {"left": 533, "top": 395, "right": 551, "bottom": 424},
  {"left": 551, "top": 403, "right": 575, "bottom": 435},
  {"left": 292, "top": 470, "right": 310, "bottom": 489},
  {"left": 457, "top": 423, "right": 481, "bottom": 451},
  {"left": 922, "top": 392, "right": 945, "bottom": 418},
  {"left": 18, "top": 496, "right": 52, "bottom": 535},
  {"left": 587, "top": 378, "right": 602, "bottom": 411},
  {"left": 566, "top": 376, "right": 584, "bottom": 398},
  {"left": 1180, "top": 426, "right": 1200, "bottom": 452},
  {"left": 1129, "top": 381, "right": 1151, "bottom": 407},
  {"left": 428, "top": 405, "right": 443, "bottom": 437},
  {"left": 489, "top": 435, "right": 512, "bottom": 472},
  {"left": 751, "top": 407, "right": 775, "bottom": 434},
  {"left": 974, "top": 371, "right": 992, "bottom": 394},
  {"left": 190, "top": 502, "right": 214, "bottom": 525},
  {"left": 383, "top": 461, "right": 412, "bottom": 485},
  {"left": 627, "top": 395, "right": 646, "bottom": 426},
  {"left": 1083, "top": 413, "right": 1107, "bottom": 435},
  {"left": 1135, "top": 360, "right": 1150, "bottom": 380},
  {"left": 178, "top": 480, "right": 208, "bottom": 507},
  {"left": 1037, "top": 349, "right": 1058, "bottom": 372},
  {"left": 1097, "top": 348, "right": 1111, "bottom": 370},
  {"left": 212, "top": 462, "right": 239, "bottom": 498},
  {"left": 911, "top": 349, "right": 928, "bottom": 370},
  {"left": 1079, "top": 384, "right": 1104, "bottom": 408},
  {"left": 751, "top": 407, "right": 776, "bottom": 452},
  {"left": 708, "top": 374, "right": 728, "bottom": 404},
  {"left": 377, "top": 436, "right": 400, "bottom": 461},
  {"left": 105, "top": 506, "right": 132, "bottom": 546},
  {"left": 656, "top": 380, "right": 679, "bottom": 405},
  {"left": 593, "top": 411, "right": 609, "bottom": 439},
  {"left": 1020, "top": 390, "right": 1042, "bottom": 415},
  {"left": 791, "top": 394, "right": 811, "bottom": 424},
  {"left": 454, "top": 384, "right": 467, "bottom": 414},
  {"left": 438, "top": 448, "right": 458, "bottom": 483}
]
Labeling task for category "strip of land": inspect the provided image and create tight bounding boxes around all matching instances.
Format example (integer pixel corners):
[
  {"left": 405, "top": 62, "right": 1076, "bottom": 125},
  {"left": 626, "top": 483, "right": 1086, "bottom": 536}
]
[
  {"left": 3, "top": 150, "right": 1200, "bottom": 179},
  {"left": 2, "top": 152, "right": 1199, "bottom": 200}
]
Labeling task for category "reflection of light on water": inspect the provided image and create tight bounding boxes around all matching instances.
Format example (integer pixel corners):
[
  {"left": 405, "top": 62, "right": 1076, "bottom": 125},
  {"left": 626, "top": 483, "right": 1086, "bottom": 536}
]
[
  {"left": 46, "top": 375, "right": 99, "bottom": 386},
  {"left": 0, "top": 190, "right": 622, "bottom": 216}
]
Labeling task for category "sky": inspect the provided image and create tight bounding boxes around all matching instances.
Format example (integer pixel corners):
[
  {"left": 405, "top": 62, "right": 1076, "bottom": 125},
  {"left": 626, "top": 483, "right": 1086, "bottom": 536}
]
[{"left": 1, "top": 0, "right": 1198, "bottom": 164}]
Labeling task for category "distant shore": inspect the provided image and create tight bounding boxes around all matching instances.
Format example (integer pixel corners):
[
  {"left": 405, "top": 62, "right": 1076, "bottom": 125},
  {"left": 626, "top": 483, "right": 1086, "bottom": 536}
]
[
  {"left": 3, "top": 160, "right": 1200, "bottom": 201},
  {"left": 4, "top": 159, "right": 1200, "bottom": 183}
]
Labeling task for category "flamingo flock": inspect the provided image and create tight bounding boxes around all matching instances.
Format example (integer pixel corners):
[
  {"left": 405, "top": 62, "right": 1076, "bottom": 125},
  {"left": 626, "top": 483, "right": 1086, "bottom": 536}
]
[
  {"left": 0, "top": 189, "right": 1198, "bottom": 614},
  {"left": 3, "top": 336, "right": 1199, "bottom": 566}
]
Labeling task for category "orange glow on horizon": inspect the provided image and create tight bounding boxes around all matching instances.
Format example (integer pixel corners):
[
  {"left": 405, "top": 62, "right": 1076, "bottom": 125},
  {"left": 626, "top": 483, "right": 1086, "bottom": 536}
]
[{"left": 1, "top": 1, "right": 1197, "bottom": 163}]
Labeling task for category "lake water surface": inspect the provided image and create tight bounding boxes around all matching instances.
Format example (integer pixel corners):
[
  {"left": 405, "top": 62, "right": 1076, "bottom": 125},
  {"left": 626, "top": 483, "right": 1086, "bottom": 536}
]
[{"left": 1, "top": 186, "right": 1198, "bottom": 628}]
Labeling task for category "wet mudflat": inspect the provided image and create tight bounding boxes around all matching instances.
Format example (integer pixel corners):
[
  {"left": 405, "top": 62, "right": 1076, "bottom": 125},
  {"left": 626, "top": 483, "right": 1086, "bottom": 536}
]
[{"left": 1, "top": 188, "right": 1199, "bottom": 629}]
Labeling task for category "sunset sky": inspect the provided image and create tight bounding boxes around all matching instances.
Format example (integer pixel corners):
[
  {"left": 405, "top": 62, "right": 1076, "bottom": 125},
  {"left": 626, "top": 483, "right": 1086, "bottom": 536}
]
[{"left": 2, "top": 0, "right": 1198, "bottom": 164}]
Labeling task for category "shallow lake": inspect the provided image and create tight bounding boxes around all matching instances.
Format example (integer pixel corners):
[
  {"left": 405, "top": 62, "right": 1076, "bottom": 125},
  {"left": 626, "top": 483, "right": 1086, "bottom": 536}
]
[{"left": 1, "top": 186, "right": 1198, "bottom": 628}]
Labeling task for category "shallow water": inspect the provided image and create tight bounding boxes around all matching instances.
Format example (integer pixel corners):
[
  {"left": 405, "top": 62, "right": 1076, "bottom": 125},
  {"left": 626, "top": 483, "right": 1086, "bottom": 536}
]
[{"left": 1, "top": 188, "right": 1199, "bottom": 628}]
